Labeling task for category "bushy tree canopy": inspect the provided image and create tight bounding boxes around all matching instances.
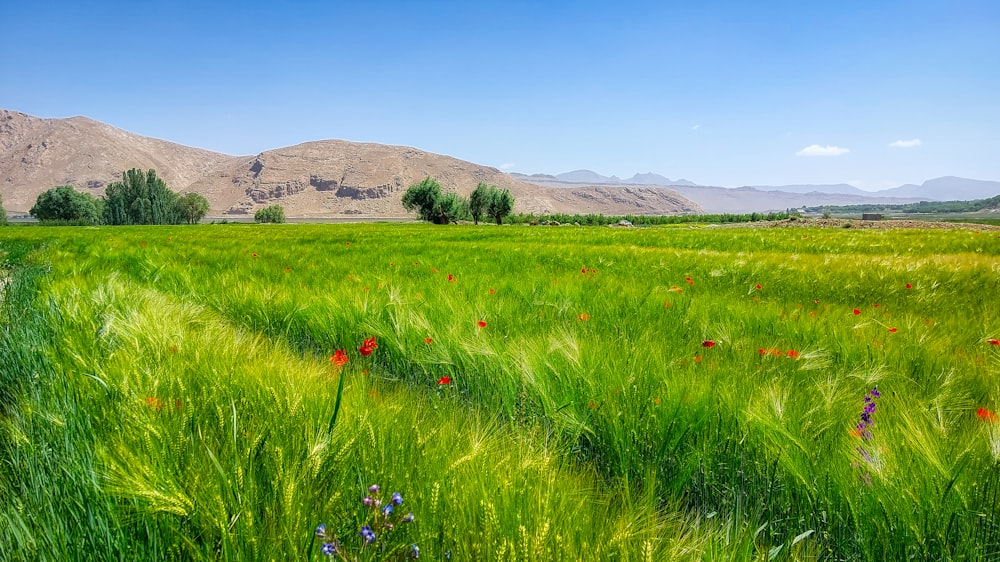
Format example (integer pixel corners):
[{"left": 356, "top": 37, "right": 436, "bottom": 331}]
[
  {"left": 103, "top": 169, "right": 181, "bottom": 225},
  {"left": 401, "top": 178, "right": 468, "bottom": 224},
  {"left": 469, "top": 183, "right": 489, "bottom": 225},
  {"left": 254, "top": 204, "right": 286, "bottom": 223},
  {"left": 176, "top": 193, "right": 210, "bottom": 224},
  {"left": 30, "top": 185, "right": 103, "bottom": 224},
  {"left": 485, "top": 186, "right": 515, "bottom": 225}
]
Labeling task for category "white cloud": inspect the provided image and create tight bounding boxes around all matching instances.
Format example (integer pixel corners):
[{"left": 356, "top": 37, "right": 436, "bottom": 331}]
[
  {"left": 796, "top": 144, "right": 850, "bottom": 157},
  {"left": 691, "top": 124, "right": 701, "bottom": 131},
  {"left": 498, "top": 163, "right": 516, "bottom": 170},
  {"left": 888, "top": 138, "right": 922, "bottom": 148}
]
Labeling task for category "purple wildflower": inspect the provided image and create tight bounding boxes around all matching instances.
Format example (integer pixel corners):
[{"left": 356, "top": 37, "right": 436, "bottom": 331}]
[{"left": 391, "top": 492, "right": 403, "bottom": 506}]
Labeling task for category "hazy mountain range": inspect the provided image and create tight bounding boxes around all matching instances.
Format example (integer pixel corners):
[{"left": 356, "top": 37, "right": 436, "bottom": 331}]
[
  {"left": 513, "top": 171, "right": 1000, "bottom": 213},
  {"left": 515, "top": 170, "right": 1000, "bottom": 201}
]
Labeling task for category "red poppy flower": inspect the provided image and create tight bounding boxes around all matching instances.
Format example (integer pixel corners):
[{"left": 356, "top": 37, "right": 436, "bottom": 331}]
[
  {"left": 330, "top": 350, "right": 349, "bottom": 367},
  {"left": 424, "top": 337, "right": 433, "bottom": 345},
  {"left": 359, "top": 336, "right": 378, "bottom": 356},
  {"left": 430, "top": 267, "right": 438, "bottom": 273},
  {"left": 489, "top": 288, "right": 496, "bottom": 295},
  {"left": 447, "top": 274, "right": 455, "bottom": 282},
  {"left": 978, "top": 408, "right": 997, "bottom": 422},
  {"left": 701, "top": 340, "right": 716, "bottom": 348},
  {"left": 686, "top": 277, "right": 694, "bottom": 285},
  {"left": 988, "top": 339, "right": 1000, "bottom": 346},
  {"left": 669, "top": 286, "right": 683, "bottom": 293},
  {"left": 345, "top": 242, "right": 351, "bottom": 246},
  {"left": 873, "top": 303, "right": 879, "bottom": 308},
  {"left": 285, "top": 266, "right": 291, "bottom": 271},
  {"left": 755, "top": 284, "right": 762, "bottom": 290},
  {"left": 251, "top": 253, "right": 258, "bottom": 257},
  {"left": 578, "top": 313, "right": 591, "bottom": 321},
  {"left": 786, "top": 350, "right": 800, "bottom": 359},
  {"left": 437, "top": 376, "right": 451, "bottom": 385},
  {"left": 581, "top": 267, "right": 587, "bottom": 274},
  {"left": 758, "top": 348, "right": 766, "bottom": 356},
  {"left": 888, "top": 327, "right": 897, "bottom": 333},
  {"left": 906, "top": 283, "right": 912, "bottom": 289},
  {"left": 693, "top": 355, "right": 703, "bottom": 363},
  {"left": 853, "top": 309, "right": 861, "bottom": 315},
  {"left": 477, "top": 320, "right": 487, "bottom": 328}
]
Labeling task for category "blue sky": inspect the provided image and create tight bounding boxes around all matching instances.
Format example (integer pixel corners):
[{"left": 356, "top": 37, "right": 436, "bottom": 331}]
[{"left": 2, "top": 0, "right": 998, "bottom": 189}]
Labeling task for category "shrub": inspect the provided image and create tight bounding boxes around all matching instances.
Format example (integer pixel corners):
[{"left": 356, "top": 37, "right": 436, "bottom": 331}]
[
  {"left": 254, "top": 204, "right": 286, "bottom": 223},
  {"left": 0, "top": 192, "right": 6, "bottom": 226}
]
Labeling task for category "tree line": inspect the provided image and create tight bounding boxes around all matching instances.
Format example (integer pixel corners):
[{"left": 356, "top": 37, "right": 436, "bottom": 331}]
[
  {"left": 803, "top": 194, "right": 1000, "bottom": 216},
  {"left": 29, "top": 169, "right": 211, "bottom": 225},
  {"left": 401, "top": 178, "right": 514, "bottom": 224}
]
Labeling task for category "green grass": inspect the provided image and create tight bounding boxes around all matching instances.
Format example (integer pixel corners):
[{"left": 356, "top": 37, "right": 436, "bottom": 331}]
[{"left": 2, "top": 223, "right": 1000, "bottom": 560}]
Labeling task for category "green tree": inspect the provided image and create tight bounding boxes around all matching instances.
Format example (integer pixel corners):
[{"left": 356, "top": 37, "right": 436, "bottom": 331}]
[
  {"left": 0, "top": 192, "right": 7, "bottom": 226},
  {"left": 176, "top": 192, "right": 210, "bottom": 224},
  {"left": 254, "top": 204, "right": 286, "bottom": 223},
  {"left": 30, "top": 185, "right": 103, "bottom": 224},
  {"left": 401, "top": 177, "right": 467, "bottom": 224},
  {"left": 486, "top": 188, "right": 515, "bottom": 225},
  {"left": 469, "top": 182, "right": 490, "bottom": 225},
  {"left": 103, "top": 169, "right": 181, "bottom": 225}
]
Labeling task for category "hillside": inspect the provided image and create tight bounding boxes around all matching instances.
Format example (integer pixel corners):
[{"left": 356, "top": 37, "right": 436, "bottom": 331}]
[
  {"left": 0, "top": 110, "right": 238, "bottom": 211},
  {"left": 0, "top": 110, "right": 701, "bottom": 217}
]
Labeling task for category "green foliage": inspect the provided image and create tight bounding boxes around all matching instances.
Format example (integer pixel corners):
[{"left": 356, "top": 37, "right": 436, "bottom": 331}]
[
  {"left": 175, "top": 192, "right": 210, "bottom": 224},
  {"left": 30, "top": 185, "right": 103, "bottom": 224},
  {"left": 254, "top": 204, "right": 286, "bottom": 223},
  {"left": 401, "top": 177, "right": 470, "bottom": 224},
  {"left": 806, "top": 193, "right": 1000, "bottom": 216},
  {"left": 0, "top": 192, "right": 6, "bottom": 225},
  {"left": 507, "top": 210, "right": 796, "bottom": 226},
  {"left": 469, "top": 182, "right": 490, "bottom": 224},
  {"left": 485, "top": 187, "right": 514, "bottom": 225},
  {"left": 103, "top": 169, "right": 181, "bottom": 225}
]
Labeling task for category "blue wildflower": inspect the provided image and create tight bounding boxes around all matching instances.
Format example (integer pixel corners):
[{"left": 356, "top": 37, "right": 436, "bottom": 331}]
[
  {"left": 360, "top": 525, "right": 376, "bottom": 544},
  {"left": 410, "top": 543, "right": 420, "bottom": 559},
  {"left": 315, "top": 524, "right": 327, "bottom": 538},
  {"left": 403, "top": 512, "right": 414, "bottom": 523},
  {"left": 321, "top": 542, "right": 336, "bottom": 556},
  {"left": 392, "top": 492, "right": 403, "bottom": 506},
  {"left": 382, "top": 504, "right": 393, "bottom": 516}
]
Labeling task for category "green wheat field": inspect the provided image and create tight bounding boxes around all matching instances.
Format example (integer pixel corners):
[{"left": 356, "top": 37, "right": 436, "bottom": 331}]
[{"left": 2, "top": 222, "right": 1000, "bottom": 561}]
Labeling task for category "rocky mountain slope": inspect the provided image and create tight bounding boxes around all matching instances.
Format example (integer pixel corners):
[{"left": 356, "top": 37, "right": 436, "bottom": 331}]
[
  {"left": 0, "top": 110, "right": 701, "bottom": 217},
  {"left": 0, "top": 110, "right": 237, "bottom": 211}
]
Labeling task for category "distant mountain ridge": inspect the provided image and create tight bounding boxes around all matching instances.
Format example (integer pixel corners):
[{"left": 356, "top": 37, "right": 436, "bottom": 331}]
[
  {"left": 513, "top": 170, "right": 696, "bottom": 186},
  {"left": 519, "top": 169, "right": 1000, "bottom": 204}
]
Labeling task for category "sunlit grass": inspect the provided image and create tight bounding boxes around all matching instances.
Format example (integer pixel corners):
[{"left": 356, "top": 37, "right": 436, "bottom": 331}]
[{"left": 2, "top": 222, "right": 1000, "bottom": 560}]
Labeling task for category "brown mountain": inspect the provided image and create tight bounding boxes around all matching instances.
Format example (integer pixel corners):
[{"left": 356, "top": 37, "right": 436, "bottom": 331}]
[
  {"left": 0, "top": 110, "right": 238, "bottom": 211},
  {"left": 0, "top": 110, "right": 701, "bottom": 217}
]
